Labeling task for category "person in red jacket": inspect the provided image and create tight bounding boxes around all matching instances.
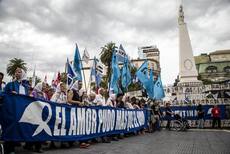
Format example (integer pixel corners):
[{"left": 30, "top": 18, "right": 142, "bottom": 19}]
[{"left": 211, "top": 105, "right": 221, "bottom": 128}]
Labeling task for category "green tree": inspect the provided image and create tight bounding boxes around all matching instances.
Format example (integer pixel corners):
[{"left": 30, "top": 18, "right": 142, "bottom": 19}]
[
  {"left": 99, "top": 76, "right": 108, "bottom": 89},
  {"left": 127, "top": 66, "right": 142, "bottom": 91},
  {"left": 100, "top": 42, "right": 116, "bottom": 88},
  {"left": 7, "top": 58, "right": 27, "bottom": 78}
]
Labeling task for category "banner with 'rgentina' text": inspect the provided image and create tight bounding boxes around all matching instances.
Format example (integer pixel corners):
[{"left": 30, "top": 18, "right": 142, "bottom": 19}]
[{"left": 0, "top": 93, "right": 147, "bottom": 141}]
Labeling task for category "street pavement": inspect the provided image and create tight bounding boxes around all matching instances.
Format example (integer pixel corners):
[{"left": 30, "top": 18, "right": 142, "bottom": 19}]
[{"left": 17, "top": 129, "right": 230, "bottom": 154}]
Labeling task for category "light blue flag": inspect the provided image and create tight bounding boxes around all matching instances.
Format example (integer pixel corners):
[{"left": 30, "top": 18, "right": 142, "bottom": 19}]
[
  {"left": 109, "top": 51, "right": 121, "bottom": 94},
  {"left": 136, "top": 61, "right": 156, "bottom": 99},
  {"left": 147, "top": 69, "right": 154, "bottom": 99},
  {"left": 154, "top": 75, "right": 165, "bottom": 100},
  {"left": 135, "top": 60, "right": 149, "bottom": 88},
  {"left": 90, "top": 57, "right": 102, "bottom": 88},
  {"left": 121, "top": 57, "right": 131, "bottom": 90},
  {"left": 67, "top": 58, "right": 77, "bottom": 89},
  {"left": 73, "top": 44, "right": 83, "bottom": 81}
]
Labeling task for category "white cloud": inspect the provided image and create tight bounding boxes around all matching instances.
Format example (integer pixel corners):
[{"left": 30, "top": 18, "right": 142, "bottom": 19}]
[{"left": 0, "top": 0, "right": 229, "bottom": 85}]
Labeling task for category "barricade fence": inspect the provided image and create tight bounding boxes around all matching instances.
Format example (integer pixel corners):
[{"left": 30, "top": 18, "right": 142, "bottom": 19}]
[{"left": 160, "top": 105, "right": 230, "bottom": 128}]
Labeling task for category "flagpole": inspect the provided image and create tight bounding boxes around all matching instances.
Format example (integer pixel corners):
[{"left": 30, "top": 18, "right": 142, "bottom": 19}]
[
  {"left": 87, "top": 59, "right": 93, "bottom": 94},
  {"left": 77, "top": 45, "right": 87, "bottom": 91},
  {"left": 125, "top": 57, "right": 128, "bottom": 93}
]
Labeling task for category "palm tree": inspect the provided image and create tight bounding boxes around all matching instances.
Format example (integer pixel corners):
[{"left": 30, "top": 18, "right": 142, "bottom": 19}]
[
  {"left": 100, "top": 42, "right": 116, "bottom": 87},
  {"left": 7, "top": 58, "right": 27, "bottom": 78}
]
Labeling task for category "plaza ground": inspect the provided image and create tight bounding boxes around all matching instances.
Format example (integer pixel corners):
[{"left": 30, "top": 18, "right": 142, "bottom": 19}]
[{"left": 16, "top": 129, "right": 230, "bottom": 154}]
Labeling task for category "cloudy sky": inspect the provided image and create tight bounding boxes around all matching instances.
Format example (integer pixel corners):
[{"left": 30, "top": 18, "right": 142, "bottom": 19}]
[{"left": 0, "top": 0, "right": 229, "bottom": 85}]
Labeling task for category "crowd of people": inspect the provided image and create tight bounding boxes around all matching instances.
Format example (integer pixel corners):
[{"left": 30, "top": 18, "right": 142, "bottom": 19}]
[
  {"left": 0, "top": 67, "right": 154, "bottom": 154},
  {"left": 0, "top": 67, "right": 224, "bottom": 154}
]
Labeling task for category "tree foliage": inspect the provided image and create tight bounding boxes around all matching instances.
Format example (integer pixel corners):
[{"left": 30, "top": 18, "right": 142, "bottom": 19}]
[
  {"left": 7, "top": 58, "right": 27, "bottom": 78},
  {"left": 100, "top": 42, "right": 116, "bottom": 88}
]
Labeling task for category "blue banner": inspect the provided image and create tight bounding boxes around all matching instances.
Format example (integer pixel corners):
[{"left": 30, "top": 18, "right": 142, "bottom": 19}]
[
  {"left": 161, "top": 105, "right": 228, "bottom": 120},
  {"left": 0, "top": 93, "right": 147, "bottom": 142}
]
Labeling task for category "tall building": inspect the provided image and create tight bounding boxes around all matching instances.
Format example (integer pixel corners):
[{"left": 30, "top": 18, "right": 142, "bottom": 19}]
[
  {"left": 134, "top": 45, "right": 161, "bottom": 77},
  {"left": 138, "top": 45, "right": 160, "bottom": 62}
]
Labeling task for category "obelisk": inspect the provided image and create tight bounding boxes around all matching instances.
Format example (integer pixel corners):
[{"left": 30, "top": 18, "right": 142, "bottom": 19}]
[{"left": 178, "top": 4, "right": 201, "bottom": 86}]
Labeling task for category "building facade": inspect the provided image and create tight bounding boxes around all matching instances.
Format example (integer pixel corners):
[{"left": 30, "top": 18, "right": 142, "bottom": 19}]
[
  {"left": 135, "top": 45, "right": 161, "bottom": 77},
  {"left": 138, "top": 45, "right": 160, "bottom": 62},
  {"left": 164, "top": 50, "right": 230, "bottom": 106},
  {"left": 81, "top": 59, "right": 106, "bottom": 90},
  {"left": 195, "top": 50, "right": 230, "bottom": 83}
]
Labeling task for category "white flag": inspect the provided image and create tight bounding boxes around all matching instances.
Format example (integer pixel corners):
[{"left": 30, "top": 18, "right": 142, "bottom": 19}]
[{"left": 82, "top": 48, "right": 90, "bottom": 64}]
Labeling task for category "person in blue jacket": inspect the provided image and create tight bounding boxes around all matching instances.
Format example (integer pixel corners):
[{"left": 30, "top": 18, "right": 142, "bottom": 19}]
[
  {"left": 4, "top": 67, "right": 29, "bottom": 95},
  {"left": 4, "top": 67, "right": 29, "bottom": 154}
]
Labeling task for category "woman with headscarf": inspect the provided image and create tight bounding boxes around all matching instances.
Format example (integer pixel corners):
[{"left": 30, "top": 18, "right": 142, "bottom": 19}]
[
  {"left": 4, "top": 67, "right": 29, "bottom": 95},
  {"left": 51, "top": 82, "right": 67, "bottom": 104},
  {"left": 24, "top": 83, "right": 47, "bottom": 153},
  {"left": 32, "top": 82, "right": 48, "bottom": 100},
  {"left": 94, "top": 88, "right": 106, "bottom": 106},
  {"left": 106, "top": 94, "right": 116, "bottom": 107},
  {"left": 4, "top": 67, "right": 30, "bottom": 154},
  {"left": 49, "top": 82, "right": 69, "bottom": 149}
]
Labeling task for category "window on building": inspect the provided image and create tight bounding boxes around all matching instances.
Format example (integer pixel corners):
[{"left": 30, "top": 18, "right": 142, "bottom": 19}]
[
  {"left": 224, "top": 66, "right": 230, "bottom": 73},
  {"left": 206, "top": 66, "right": 217, "bottom": 73}
]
